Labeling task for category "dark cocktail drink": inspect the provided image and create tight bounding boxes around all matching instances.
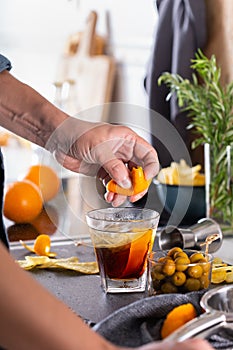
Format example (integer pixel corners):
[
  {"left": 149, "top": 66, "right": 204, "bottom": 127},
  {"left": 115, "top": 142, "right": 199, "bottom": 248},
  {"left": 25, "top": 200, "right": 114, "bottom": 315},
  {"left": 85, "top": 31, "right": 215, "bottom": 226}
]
[
  {"left": 86, "top": 208, "right": 160, "bottom": 293},
  {"left": 95, "top": 228, "right": 154, "bottom": 280}
]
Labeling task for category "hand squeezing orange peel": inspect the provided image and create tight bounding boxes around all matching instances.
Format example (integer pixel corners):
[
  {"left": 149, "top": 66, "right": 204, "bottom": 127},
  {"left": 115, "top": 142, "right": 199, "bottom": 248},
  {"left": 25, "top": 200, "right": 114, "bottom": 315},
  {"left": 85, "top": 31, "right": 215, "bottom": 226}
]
[
  {"left": 106, "top": 166, "right": 152, "bottom": 196},
  {"left": 20, "top": 234, "right": 57, "bottom": 257}
]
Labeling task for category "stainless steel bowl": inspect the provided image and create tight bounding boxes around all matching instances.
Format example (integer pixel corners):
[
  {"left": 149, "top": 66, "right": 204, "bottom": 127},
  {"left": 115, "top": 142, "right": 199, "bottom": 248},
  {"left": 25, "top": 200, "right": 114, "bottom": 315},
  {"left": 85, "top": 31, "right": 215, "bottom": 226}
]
[{"left": 201, "top": 285, "right": 233, "bottom": 314}]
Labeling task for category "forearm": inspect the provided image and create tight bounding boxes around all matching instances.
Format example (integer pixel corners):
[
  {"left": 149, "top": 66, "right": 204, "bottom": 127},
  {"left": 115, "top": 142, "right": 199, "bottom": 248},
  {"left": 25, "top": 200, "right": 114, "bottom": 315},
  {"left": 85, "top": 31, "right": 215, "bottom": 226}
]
[
  {"left": 0, "top": 243, "right": 119, "bottom": 350},
  {"left": 0, "top": 70, "right": 68, "bottom": 147}
]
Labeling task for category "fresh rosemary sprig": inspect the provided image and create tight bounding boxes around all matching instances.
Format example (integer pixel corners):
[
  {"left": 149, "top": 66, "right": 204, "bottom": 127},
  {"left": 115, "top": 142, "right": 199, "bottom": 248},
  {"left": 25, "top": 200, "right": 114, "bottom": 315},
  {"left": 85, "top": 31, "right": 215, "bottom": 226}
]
[
  {"left": 158, "top": 49, "right": 233, "bottom": 148},
  {"left": 158, "top": 49, "right": 233, "bottom": 228}
]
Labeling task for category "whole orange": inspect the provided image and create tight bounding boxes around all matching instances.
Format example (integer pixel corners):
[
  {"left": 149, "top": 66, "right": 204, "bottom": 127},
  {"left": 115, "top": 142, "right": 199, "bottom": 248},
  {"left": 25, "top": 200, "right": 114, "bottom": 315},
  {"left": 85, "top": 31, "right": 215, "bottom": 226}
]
[
  {"left": 24, "top": 164, "right": 60, "bottom": 202},
  {"left": 3, "top": 180, "right": 43, "bottom": 223},
  {"left": 31, "top": 205, "right": 59, "bottom": 236}
]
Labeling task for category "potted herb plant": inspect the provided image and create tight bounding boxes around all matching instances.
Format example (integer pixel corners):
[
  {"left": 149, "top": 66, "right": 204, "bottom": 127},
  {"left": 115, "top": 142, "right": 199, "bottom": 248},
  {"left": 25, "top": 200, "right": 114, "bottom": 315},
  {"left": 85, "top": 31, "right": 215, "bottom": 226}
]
[{"left": 158, "top": 49, "right": 233, "bottom": 232}]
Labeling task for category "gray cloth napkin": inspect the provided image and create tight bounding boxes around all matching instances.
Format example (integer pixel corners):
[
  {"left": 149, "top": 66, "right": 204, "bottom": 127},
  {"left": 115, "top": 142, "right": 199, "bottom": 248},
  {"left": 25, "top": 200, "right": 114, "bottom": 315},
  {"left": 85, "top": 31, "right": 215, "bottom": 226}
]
[{"left": 93, "top": 291, "right": 233, "bottom": 349}]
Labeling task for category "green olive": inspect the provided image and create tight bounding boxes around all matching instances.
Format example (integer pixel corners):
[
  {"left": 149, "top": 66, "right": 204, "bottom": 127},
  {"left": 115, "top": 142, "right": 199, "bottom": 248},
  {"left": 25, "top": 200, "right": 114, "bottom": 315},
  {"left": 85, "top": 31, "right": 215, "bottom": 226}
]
[
  {"left": 171, "top": 271, "right": 186, "bottom": 286},
  {"left": 198, "top": 259, "right": 211, "bottom": 273},
  {"left": 151, "top": 270, "right": 165, "bottom": 281},
  {"left": 184, "top": 277, "right": 201, "bottom": 291},
  {"left": 161, "top": 281, "right": 178, "bottom": 294},
  {"left": 175, "top": 257, "right": 190, "bottom": 271},
  {"left": 158, "top": 256, "right": 172, "bottom": 264},
  {"left": 167, "top": 247, "right": 183, "bottom": 258},
  {"left": 152, "top": 279, "right": 161, "bottom": 292},
  {"left": 173, "top": 251, "right": 189, "bottom": 260},
  {"left": 189, "top": 252, "right": 205, "bottom": 263},
  {"left": 162, "top": 259, "right": 176, "bottom": 276},
  {"left": 199, "top": 274, "right": 210, "bottom": 289},
  {"left": 187, "top": 265, "right": 203, "bottom": 278},
  {"left": 152, "top": 262, "right": 163, "bottom": 274}
]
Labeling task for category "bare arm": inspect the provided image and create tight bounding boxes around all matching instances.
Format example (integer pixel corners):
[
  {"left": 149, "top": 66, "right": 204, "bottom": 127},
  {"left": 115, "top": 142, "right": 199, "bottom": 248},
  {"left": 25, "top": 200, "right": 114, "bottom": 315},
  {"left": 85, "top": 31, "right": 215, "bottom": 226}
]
[
  {"left": 0, "top": 243, "right": 215, "bottom": 350},
  {"left": 0, "top": 70, "right": 67, "bottom": 147},
  {"left": 0, "top": 242, "right": 117, "bottom": 350},
  {"left": 0, "top": 70, "right": 159, "bottom": 205}
]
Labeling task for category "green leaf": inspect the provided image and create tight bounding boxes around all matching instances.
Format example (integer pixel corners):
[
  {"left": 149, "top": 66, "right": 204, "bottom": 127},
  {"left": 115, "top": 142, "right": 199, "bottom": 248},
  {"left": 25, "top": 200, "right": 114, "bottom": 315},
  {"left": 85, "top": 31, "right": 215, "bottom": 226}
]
[{"left": 158, "top": 49, "right": 233, "bottom": 227}]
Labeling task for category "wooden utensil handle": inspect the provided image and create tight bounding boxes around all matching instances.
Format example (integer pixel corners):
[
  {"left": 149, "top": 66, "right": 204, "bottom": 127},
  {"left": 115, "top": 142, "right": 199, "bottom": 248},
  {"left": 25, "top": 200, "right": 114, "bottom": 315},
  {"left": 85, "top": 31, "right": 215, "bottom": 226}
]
[{"left": 77, "top": 11, "right": 97, "bottom": 57}]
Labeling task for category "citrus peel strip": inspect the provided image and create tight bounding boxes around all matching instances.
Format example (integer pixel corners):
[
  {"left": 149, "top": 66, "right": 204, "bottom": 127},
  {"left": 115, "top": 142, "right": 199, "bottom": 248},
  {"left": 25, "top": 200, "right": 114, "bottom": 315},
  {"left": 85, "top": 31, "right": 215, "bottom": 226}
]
[
  {"left": 20, "top": 234, "right": 57, "bottom": 257},
  {"left": 17, "top": 256, "right": 99, "bottom": 274},
  {"left": 107, "top": 166, "right": 151, "bottom": 196}
]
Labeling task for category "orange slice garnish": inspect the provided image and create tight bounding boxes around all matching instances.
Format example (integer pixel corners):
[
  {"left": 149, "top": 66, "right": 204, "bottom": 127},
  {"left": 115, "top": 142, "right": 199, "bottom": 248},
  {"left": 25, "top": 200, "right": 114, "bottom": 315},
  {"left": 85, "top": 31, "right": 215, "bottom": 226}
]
[
  {"left": 161, "top": 303, "right": 197, "bottom": 339},
  {"left": 106, "top": 166, "right": 152, "bottom": 196},
  {"left": 20, "top": 234, "right": 57, "bottom": 257}
]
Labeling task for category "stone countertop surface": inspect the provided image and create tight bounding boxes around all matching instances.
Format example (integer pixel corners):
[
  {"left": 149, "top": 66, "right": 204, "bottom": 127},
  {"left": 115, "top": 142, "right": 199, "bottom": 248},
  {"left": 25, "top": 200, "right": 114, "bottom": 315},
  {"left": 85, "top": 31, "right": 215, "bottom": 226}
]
[
  {"left": 7, "top": 175, "right": 233, "bottom": 325},
  {"left": 10, "top": 232, "right": 233, "bottom": 326},
  {"left": 10, "top": 239, "right": 148, "bottom": 325}
]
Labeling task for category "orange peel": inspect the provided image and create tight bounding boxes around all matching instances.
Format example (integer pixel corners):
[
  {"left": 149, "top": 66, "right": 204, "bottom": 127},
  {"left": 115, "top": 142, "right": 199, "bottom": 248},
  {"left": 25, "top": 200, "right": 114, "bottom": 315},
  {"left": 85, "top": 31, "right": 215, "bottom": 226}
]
[
  {"left": 161, "top": 303, "right": 197, "bottom": 339},
  {"left": 20, "top": 234, "right": 57, "bottom": 257},
  {"left": 106, "top": 166, "right": 152, "bottom": 196}
]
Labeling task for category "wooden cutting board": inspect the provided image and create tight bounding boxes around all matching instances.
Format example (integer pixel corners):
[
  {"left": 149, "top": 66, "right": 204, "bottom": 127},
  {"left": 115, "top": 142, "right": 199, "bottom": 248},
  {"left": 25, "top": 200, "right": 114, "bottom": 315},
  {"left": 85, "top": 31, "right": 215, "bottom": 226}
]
[{"left": 66, "top": 11, "right": 116, "bottom": 122}]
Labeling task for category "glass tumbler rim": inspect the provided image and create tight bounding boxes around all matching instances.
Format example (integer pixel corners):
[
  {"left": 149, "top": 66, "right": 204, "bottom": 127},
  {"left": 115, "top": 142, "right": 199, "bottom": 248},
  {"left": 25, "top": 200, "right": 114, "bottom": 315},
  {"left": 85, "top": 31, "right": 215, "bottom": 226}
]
[{"left": 85, "top": 207, "right": 160, "bottom": 223}]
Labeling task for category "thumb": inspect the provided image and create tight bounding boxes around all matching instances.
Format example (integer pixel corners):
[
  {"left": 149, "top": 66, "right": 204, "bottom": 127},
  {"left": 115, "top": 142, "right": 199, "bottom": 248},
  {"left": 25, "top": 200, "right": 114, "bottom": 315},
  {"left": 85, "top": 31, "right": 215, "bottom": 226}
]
[{"left": 104, "top": 159, "right": 132, "bottom": 189}]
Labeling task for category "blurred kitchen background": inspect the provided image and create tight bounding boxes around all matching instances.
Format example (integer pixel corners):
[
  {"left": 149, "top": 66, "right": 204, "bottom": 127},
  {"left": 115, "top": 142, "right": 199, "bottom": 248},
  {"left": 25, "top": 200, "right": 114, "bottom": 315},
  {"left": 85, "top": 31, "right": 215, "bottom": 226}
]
[
  {"left": 1, "top": 0, "right": 233, "bottom": 180},
  {"left": 1, "top": 0, "right": 233, "bottom": 246},
  {"left": 0, "top": 0, "right": 157, "bottom": 108},
  {"left": 0, "top": 0, "right": 162, "bottom": 241},
  {"left": 0, "top": 0, "right": 158, "bottom": 180}
]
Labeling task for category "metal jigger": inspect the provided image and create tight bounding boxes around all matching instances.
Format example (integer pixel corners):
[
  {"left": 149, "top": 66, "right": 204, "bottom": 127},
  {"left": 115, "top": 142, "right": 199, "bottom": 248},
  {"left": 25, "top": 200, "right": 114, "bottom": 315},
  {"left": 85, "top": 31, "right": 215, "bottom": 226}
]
[{"left": 158, "top": 218, "right": 223, "bottom": 253}]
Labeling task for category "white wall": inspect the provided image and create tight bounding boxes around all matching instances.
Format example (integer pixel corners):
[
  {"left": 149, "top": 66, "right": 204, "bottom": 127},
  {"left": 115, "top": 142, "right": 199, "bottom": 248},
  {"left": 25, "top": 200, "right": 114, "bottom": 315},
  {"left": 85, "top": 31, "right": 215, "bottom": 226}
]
[
  {"left": 0, "top": 0, "right": 157, "bottom": 105},
  {"left": 0, "top": 0, "right": 158, "bottom": 180}
]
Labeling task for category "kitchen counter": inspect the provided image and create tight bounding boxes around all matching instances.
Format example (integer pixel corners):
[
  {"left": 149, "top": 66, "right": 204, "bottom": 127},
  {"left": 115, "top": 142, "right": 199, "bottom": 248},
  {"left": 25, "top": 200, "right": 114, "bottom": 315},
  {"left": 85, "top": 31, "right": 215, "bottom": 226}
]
[
  {"left": 10, "top": 238, "right": 148, "bottom": 325},
  {"left": 7, "top": 175, "right": 233, "bottom": 326},
  {"left": 10, "top": 232, "right": 233, "bottom": 326}
]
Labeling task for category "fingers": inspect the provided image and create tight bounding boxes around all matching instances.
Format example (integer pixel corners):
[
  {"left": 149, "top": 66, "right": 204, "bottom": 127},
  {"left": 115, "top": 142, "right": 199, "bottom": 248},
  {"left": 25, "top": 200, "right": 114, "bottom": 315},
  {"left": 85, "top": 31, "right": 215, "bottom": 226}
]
[
  {"left": 177, "top": 339, "right": 214, "bottom": 350},
  {"left": 104, "top": 192, "right": 128, "bottom": 207},
  {"left": 104, "top": 187, "right": 148, "bottom": 208},
  {"left": 133, "top": 137, "right": 160, "bottom": 180},
  {"left": 164, "top": 339, "right": 214, "bottom": 350},
  {"left": 103, "top": 158, "right": 132, "bottom": 189},
  {"left": 138, "top": 339, "right": 214, "bottom": 350},
  {"left": 100, "top": 163, "right": 149, "bottom": 207},
  {"left": 98, "top": 130, "right": 159, "bottom": 187},
  {"left": 129, "top": 189, "right": 148, "bottom": 203}
]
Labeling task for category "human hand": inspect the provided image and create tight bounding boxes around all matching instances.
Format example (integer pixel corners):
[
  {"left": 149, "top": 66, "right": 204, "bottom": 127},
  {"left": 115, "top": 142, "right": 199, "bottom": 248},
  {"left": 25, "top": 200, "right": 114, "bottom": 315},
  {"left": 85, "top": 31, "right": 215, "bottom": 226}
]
[
  {"left": 47, "top": 118, "right": 159, "bottom": 207},
  {"left": 135, "top": 339, "right": 214, "bottom": 350}
]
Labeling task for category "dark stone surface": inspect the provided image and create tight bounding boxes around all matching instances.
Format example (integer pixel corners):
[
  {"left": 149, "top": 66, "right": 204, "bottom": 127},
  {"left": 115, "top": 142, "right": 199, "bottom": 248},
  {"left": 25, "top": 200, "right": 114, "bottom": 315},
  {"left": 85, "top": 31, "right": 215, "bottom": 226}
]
[
  {"left": 7, "top": 178, "right": 165, "bottom": 325},
  {"left": 11, "top": 241, "right": 148, "bottom": 324}
]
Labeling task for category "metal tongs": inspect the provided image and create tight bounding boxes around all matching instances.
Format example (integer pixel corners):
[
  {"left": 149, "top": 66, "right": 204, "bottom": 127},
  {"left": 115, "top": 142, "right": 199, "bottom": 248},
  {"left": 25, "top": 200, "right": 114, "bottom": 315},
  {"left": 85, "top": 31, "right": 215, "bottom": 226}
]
[{"left": 164, "top": 285, "right": 233, "bottom": 341}]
